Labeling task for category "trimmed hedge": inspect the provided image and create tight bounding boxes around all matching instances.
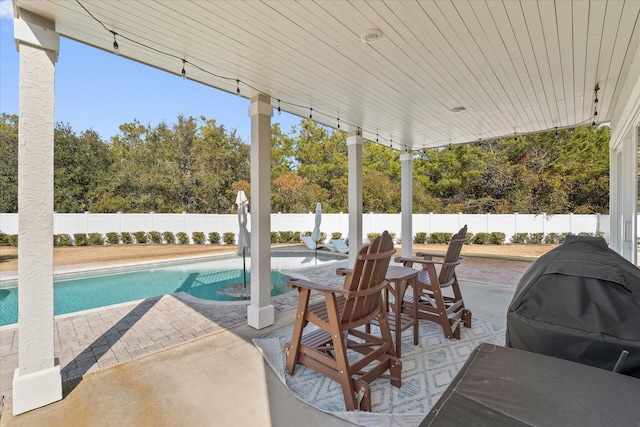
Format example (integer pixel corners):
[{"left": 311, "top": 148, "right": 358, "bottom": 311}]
[
  {"left": 106, "top": 232, "right": 120, "bottom": 244},
  {"left": 121, "top": 232, "right": 133, "bottom": 244},
  {"left": 429, "top": 232, "right": 452, "bottom": 244},
  {"left": 54, "top": 234, "right": 73, "bottom": 247},
  {"left": 149, "top": 231, "right": 162, "bottom": 244},
  {"left": 208, "top": 232, "right": 221, "bottom": 244},
  {"left": 414, "top": 232, "right": 428, "bottom": 244},
  {"left": 133, "top": 231, "right": 148, "bottom": 244},
  {"left": 73, "top": 233, "right": 88, "bottom": 246},
  {"left": 176, "top": 232, "right": 189, "bottom": 245},
  {"left": 223, "top": 232, "right": 235, "bottom": 245},
  {"left": 88, "top": 233, "right": 104, "bottom": 245},
  {"left": 163, "top": 231, "right": 176, "bottom": 244},
  {"left": 192, "top": 232, "right": 205, "bottom": 244}
]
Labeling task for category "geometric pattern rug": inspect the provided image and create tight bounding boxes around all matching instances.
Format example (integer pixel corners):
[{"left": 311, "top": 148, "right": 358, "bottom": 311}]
[{"left": 253, "top": 318, "right": 506, "bottom": 427}]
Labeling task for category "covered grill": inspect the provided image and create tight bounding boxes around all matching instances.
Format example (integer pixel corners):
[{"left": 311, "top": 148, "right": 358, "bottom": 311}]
[{"left": 506, "top": 235, "right": 640, "bottom": 377}]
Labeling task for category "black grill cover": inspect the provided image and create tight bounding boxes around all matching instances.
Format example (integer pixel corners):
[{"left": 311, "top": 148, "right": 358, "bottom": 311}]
[{"left": 506, "top": 235, "right": 640, "bottom": 377}]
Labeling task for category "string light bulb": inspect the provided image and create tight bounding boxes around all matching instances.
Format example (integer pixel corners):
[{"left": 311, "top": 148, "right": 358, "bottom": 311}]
[
  {"left": 181, "top": 59, "right": 186, "bottom": 79},
  {"left": 111, "top": 31, "right": 119, "bottom": 55},
  {"left": 337, "top": 118, "right": 340, "bottom": 129},
  {"left": 79, "top": 1, "right": 586, "bottom": 153}
]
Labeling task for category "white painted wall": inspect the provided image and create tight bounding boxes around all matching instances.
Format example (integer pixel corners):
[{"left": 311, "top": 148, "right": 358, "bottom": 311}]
[{"left": 0, "top": 212, "right": 619, "bottom": 243}]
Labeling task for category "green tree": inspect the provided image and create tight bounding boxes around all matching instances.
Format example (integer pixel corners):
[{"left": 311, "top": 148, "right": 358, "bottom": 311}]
[
  {"left": 54, "top": 124, "right": 114, "bottom": 212},
  {"left": 0, "top": 114, "right": 18, "bottom": 212}
]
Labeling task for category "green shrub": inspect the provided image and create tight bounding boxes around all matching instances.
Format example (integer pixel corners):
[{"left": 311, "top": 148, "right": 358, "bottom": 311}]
[
  {"left": 121, "top": 232, "right": 133, "bottom": 244},
  {"left": 279, "top": 231, "right": 294, "bottom": 243},
  {"left": 429, "top": 232, "right": 452, "bottom": 244},
  {"left": 389, "top": 232, "right": 397, "bottom": 243},
  {"left": 88, "top": 233, "right": 104, "bottom": 246},
  {"left": 528, "top": 233, "right": 544, "bottom": 244},
  {"left": 414, "top": 232, "right": 428, "bottom": 244},
  {"left": 149, "top": 231, "right": 162, "bottom": 244},
  {"left": 331, "top": 232, "right": 342, "bottom": 240},
  {"left": 511, "top": 233, "right": 528, "bottom": 244},
  {"left": 133, "top": 231, "right": 148, "bottom": 244},
  {"left": 367, "top": 232, "right": 381, "bottom": 243},
  {"left": 292, "top": 231, "right": 302, "bottom": 243},
  {"left": 163, "top": 231, "right": 176, "bottom": 244},
  {"left": 595, "top": 231, "right": 605, "bottom": 238},
  {"left": 192, "top": 232, "right": 205, "bottom": 244},
  {"left": 55, "top": 234, "right": 73, "bottom": 247},
  {"left": 0, "top": 232, "right": 8, "bottom": 246},
  {"left": 106, "top": 232, "right": 120, "bottom": 244},
  {"left": 578, "top": 232, "right": 594, "bottom": 237},
  {"left": 490, "top": 232, "right": 506, "bottom": 245},
  {"left": 73, "top": 233, "right": 88, "bottom": 246},
  {"left": 176, "top": 232, "right": 189, "bottom": 245},
  {"left": 320, "top": 232, "right": 327, "bottom": 244},
  {"left": 7, "top": 234, "right": 18, "bottom": 247},
  {"left": 208, "top": 232, "right": 221, "bottom": 244},
  {"left": 544, "top": 233, "right": 561, "bottom": 244},
  {"left": 270, "top": 232, "right": 279, "bottom": 244},
  {"left": 223, "top": 232, "right": 235, "bottom": 245},
  {"left": 472, "top": 232, "right": 491, "bottom": 245}
]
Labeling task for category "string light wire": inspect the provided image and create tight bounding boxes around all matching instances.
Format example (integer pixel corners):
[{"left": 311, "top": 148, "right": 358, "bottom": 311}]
[{"left": 75, "top": 0, "right": 601, "bottom": 153}]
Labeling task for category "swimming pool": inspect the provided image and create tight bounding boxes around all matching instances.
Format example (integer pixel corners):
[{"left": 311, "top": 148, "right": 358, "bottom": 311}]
[{"left": 0, "top": 251, "right": 343, "bottom": 326}]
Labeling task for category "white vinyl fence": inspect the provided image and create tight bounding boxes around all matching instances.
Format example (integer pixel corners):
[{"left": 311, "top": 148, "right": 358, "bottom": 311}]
[{"left": 0, "top": 212, "right": 613, "bottom": 243}]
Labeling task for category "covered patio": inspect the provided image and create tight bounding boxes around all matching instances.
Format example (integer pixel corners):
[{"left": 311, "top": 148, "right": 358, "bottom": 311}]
[{"left": 7, "top": 0, "right": 640, "bottom": 416}]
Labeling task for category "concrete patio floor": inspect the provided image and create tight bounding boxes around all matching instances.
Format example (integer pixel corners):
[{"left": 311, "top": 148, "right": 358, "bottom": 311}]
[{"left": 0, "top": 256, "right": 526, "bottom": 426}]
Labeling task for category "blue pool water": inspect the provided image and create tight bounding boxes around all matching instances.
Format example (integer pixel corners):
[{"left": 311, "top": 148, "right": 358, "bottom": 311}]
[{"left": 0, "top": 252, "right": 342, "bottom": 326}]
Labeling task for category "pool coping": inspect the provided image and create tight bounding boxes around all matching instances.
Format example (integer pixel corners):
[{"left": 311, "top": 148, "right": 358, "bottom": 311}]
[
  {"left": 0, "top": 249, "right": 347, "bottom": 288},
  {"left": 0, "top": 250, "right": 348, "bottom": 328}
]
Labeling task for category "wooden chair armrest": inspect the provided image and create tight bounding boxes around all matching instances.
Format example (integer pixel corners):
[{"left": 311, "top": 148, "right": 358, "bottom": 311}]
[
  {"left": 415, "top": 251, "right": 446, "bottom": 259},
  {"left": 336, "top": 268, "right": 353, "bottom": 276},
  {"left": 286, "top": 278, "right": 340, "bottom": 293},
  {"left": 395, "top": 257, "right": 461, "bottom": 268},
  {"left": 287, "top": 278, "right": 388, "bottom": 298}
]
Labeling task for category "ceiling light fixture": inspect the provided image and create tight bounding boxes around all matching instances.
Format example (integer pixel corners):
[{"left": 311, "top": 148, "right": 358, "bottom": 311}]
[
  {"left": 360, "top": 29, "right": 383, "bottom": 44},
  {"left": 449, "top": 106, "right": 466, "bottom": 113}
]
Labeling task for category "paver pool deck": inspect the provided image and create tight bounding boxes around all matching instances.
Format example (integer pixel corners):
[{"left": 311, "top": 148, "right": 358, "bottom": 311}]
[{"left": 0, "top": 255, "right": 531, "bottom": 425}]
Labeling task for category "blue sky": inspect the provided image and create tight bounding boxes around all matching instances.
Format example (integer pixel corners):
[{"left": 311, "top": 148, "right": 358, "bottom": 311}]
[{"left": 0, "top": 2, "right": 300, "bottom": 142}]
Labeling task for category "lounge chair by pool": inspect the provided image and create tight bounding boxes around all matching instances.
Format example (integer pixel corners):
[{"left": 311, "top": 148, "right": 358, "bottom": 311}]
[
  {"left": 301, "top": 236, "right": 337, "bottom": 252},
  {"left": 330, "top": 239, "right": 349, "bottom": 254}
]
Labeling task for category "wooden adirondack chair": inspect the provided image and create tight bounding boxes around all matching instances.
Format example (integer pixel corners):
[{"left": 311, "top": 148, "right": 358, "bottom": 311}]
[
  {"left": 395, "top": 225, "right": 472, "bottom": 339},
  {"left": 283, "top": 231, "right": 402, "bottom": 411}
]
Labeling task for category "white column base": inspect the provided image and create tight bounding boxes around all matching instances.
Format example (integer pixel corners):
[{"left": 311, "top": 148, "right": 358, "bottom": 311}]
[
  {"left": 13, "top": 365, "right": 62, "bottom": 415},
  {"left": 247, "top": 304, "right": 275, "bottom": 330}
]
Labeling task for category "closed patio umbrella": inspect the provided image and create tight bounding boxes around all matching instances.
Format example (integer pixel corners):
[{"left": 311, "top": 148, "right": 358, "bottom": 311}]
[
  {"left": 310, "top": 202, "right": 322, "bottom": 260},
  {"left": 236, "top": 190, "right": 250, "bottom": 291}
]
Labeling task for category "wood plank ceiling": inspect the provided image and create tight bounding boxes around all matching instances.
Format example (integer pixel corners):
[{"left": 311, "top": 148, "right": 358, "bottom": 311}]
[{"left": 14, "top": 0, "right": 640, "bottom": 150}]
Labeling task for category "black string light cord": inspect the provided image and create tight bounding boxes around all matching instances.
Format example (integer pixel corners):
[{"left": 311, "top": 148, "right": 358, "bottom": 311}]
[{"left": 75, "top": 0, "right": 601, "bottom": 152}]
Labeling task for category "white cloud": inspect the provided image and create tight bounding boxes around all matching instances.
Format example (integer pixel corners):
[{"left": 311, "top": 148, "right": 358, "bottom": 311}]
[{"left": 0, "top": 0, "right": 13, "bottom": 19}]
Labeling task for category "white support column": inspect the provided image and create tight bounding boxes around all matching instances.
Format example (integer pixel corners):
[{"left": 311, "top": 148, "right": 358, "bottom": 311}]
[
  {"left": 400, "top": 151, "right": 413, "bottom": 258},
  {"left": 13, "top": 9, "right": 62, "bottom": 415},
  {"left": 347, "top": 130, "right": 364, "bottom": 267},
  {"left": 247, "top": 94, "right": 274, "bottom": 329}
]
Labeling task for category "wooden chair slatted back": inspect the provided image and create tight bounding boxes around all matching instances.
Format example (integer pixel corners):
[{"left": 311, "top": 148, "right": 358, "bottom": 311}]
[
  {"left": 438, "top": 225, "right": 467, "bottom": 285},
  {"left": 341, "top": 231, "right": 395, "bottom": 325}
]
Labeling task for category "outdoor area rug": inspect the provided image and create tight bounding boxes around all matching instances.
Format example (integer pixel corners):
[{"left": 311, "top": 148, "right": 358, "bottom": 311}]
[{"left": 253, "top": 318, "right": 506, "bottom": 427}]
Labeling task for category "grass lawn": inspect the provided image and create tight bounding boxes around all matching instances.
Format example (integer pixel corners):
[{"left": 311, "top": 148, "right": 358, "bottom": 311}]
[{"left": 0, "top": 242, "right": 556, "bottom": 273}]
